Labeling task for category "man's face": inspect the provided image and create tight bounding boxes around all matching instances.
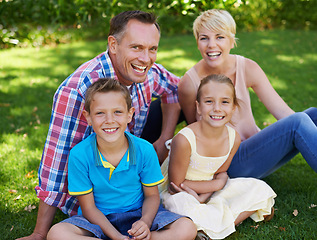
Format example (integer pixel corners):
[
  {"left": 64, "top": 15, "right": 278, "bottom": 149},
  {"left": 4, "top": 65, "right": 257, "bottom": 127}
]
[{"left": 109, "top": 19, "right": 160, "bottom": 86}]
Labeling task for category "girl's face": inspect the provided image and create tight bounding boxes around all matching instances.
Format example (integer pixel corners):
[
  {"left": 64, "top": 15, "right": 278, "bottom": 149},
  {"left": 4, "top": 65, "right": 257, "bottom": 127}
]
[
  {"left": 84, "top": 91, "right": 135, "bottom": 146},
  {"left": 197, "top": 27, "right": 234, "bottom": 68},
  {"left": 196, "top": 81, "right": 235, "bottom": 128}
]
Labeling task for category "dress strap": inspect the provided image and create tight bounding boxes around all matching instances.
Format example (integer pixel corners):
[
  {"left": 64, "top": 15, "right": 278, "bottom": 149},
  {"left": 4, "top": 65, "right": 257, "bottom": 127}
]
[
  {"left": 177, "top": 127, "right": 197, "bottom": 154},
  {"left": 226, "top": 125, "right": 236, "bottom": 152}
]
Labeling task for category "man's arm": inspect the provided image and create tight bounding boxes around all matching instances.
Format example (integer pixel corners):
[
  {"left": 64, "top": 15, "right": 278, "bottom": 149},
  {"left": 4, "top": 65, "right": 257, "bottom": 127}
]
[
  {"left": 153, "top": 102, "right": 181, "bottom": 164},
  {"left": 151, "top": 63, "right": 181, "bottom": 164}
]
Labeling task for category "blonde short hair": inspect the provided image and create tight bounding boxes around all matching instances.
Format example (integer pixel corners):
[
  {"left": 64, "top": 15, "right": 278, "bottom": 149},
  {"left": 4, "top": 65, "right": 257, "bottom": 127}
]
[{"left": 193, "top": 9, "right": 237, "bottom": 46}]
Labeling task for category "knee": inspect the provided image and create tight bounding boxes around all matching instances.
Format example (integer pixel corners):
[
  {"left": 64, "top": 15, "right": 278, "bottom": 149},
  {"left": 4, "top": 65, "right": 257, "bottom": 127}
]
[
  {"left": 304, "top": 107, "right": 317, "bottom": 124},
  {"left": 289, "top": 112, "right": 312, "bottom": 127},
  {"left": 174, "top": 217, "right": 197, "bottom": 240},
  {"left": 47, "top": 223, "right": 66, "bottom": 240}
]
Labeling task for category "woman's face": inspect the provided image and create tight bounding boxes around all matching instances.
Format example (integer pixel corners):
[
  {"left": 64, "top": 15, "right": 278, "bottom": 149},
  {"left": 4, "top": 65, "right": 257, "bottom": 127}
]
[{"left": 197, "top": 27, "right": 234, "bottom": 68}]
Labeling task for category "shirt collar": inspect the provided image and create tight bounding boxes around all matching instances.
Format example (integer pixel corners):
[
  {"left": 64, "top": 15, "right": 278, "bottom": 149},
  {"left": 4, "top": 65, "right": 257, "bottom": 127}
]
[{"left": 92, "top": 132, "right": 136, "bottom": 169}]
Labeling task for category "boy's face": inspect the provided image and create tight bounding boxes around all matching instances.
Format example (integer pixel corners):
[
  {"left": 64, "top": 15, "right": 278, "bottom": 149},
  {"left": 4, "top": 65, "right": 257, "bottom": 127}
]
[{"left": 84, "top": 91, "right": 135, "bottom": 146}]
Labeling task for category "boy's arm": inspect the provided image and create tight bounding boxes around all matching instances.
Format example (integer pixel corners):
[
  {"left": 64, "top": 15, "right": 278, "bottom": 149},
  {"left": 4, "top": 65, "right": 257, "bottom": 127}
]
[
  {"left": 128, "top": 186, "right": 160, "bottom": 240},
  {"left": 78, "top": 193, "right": 130, "bottom": 240}
]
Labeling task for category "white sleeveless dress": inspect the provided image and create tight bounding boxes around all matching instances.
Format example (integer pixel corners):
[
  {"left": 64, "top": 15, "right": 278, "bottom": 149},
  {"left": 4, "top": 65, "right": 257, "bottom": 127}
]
[{"left": 160, "top": 126, "right": 276, "bottom": 239}]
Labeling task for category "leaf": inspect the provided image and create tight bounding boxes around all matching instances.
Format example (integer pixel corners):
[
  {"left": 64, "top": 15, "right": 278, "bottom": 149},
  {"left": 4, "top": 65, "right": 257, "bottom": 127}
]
[
  {"left": 251, "top": 224, "right": 259, "bottom": 230},
  {"left": 293, "top": 209, "right": 298, "bottom": 216},
  {"left": 13, "top": 195, "right": 21, "bottom": 201},
  {"left": 0, "top": 103, "right": 11, "bottom": 107},
  {"left": 24, "top": 205, "right": 36, "bottom": 212},
  {"left": 279, "top": 227, "right": 286, "bottom": 231},
  {"left": 25, "top": 170, "right": 35, "bottom": 179}
]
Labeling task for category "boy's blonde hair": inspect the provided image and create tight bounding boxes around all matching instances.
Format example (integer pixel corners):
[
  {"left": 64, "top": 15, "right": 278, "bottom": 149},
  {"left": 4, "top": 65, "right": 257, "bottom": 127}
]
[{"left": 193, "top": 9, "right": 237, "bottom": 46}]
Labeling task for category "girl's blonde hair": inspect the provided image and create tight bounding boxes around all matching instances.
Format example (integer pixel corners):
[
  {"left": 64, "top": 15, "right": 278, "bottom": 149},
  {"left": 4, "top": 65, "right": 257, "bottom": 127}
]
[{"left": 193, "top": 9, "right": 237, "bottom": 46}]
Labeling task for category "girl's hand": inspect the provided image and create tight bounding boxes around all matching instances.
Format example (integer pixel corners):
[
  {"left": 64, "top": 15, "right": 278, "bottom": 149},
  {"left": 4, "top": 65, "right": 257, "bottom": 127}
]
[
  {"left": 127, "top": 220, "right": 151, "bottom": 240},
  {"left": 170, "top": 182, "right": 213, "bottom": 203}
]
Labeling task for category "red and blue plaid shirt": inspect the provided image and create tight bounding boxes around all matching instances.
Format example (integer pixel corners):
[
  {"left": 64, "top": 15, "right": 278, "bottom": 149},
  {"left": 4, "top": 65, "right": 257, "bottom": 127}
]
[{"left": 35, "top": 50, "right": 179, "bottom": 216}]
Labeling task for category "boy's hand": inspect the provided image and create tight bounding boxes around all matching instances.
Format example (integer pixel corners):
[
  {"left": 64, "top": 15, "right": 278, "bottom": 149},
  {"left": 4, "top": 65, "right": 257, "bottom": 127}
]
[{"left": 127, "top": 220, "right": 151, "bottom": 240}]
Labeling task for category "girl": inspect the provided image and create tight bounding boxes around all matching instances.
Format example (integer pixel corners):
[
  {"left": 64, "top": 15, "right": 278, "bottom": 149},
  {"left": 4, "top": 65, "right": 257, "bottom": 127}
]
[
  {"left": 160, "top": 74, "right": 276, "bottom": 239},
  {"left": 178, "top": 9, "right": 317, "bottom": 178}
]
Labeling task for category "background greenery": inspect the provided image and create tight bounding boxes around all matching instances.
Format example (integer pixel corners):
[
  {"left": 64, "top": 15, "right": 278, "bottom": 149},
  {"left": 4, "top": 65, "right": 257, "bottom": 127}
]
[
  {"left": 1, "top": 0, "right": 317, "bottom": 48},
  {"left": 1, "top": 0, "right": 317, "bottom": 239}
]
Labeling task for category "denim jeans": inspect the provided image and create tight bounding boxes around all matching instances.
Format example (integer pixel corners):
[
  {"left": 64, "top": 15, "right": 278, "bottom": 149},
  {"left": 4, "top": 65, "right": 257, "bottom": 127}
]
[{"left": 228, "top": 107, "right": 317, "bottom": 178}]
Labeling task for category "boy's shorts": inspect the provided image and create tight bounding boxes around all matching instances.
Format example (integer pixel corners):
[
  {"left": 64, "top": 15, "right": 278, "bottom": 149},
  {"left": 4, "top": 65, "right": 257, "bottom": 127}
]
[{"left": 61, "top": 204, "right": 185, "bottom": 239}]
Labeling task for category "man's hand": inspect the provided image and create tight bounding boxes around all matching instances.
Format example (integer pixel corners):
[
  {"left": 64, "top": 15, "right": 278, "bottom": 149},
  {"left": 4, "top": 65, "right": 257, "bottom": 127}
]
[
  {"left": 16, "top": 232, "right": 45, "bottom": 240},
  {"left": 153, "top": 138, "right": 168, "bottom": 165},
  {"left": 127, "top": 220, "right": 151, "bottom": 240}
]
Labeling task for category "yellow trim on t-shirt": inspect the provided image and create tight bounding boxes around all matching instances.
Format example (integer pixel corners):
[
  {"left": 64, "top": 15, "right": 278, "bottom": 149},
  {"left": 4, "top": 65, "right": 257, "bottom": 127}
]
[
  {"left": 69, "top": 187, "right": 93, "bottom": 196},
  {"left": 98, "top": 149, "right": 129, "bottom": 180},
  {"left": 142, "top": 178, "right": 164, "bottom": 187}
]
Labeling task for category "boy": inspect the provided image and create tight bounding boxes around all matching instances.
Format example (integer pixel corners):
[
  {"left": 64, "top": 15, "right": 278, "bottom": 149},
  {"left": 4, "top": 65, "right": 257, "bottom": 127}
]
[{"left": 47, "top": 78, "right": 196, "bottom": 240}]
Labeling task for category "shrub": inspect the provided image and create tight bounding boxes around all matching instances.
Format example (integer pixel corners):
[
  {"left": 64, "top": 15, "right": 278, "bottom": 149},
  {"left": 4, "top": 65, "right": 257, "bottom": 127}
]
[{"left": 0, "top": 0, "right": 316, "bottom": 49}]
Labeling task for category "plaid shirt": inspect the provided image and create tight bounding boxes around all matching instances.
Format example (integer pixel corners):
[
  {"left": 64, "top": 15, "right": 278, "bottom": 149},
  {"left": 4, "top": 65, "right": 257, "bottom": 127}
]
[{"left": 35, "top": 50, "right": 179, "bottom": 216}]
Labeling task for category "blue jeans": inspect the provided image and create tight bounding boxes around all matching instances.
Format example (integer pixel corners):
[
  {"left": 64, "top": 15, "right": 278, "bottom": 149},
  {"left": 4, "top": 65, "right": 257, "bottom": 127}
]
[{"left": 228, "top": 107, "right": 317, "bottom": 178}]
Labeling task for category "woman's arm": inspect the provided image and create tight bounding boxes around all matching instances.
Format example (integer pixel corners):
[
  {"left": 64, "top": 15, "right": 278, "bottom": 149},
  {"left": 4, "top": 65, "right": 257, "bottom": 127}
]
[
  {"left": 245, "top": 58, "right": 294, "bottom": 120},
  {"left": 78, "top": 193, "right": 130, "bottom": 240},
  {"left": 178, "top": 73, "right": 198, "bottom": 124}
]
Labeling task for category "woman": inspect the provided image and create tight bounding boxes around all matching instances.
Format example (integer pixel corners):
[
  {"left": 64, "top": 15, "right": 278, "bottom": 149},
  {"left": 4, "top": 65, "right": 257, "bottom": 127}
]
[{"left": 178, "top": 9, "right": 317, "bottom": 178}]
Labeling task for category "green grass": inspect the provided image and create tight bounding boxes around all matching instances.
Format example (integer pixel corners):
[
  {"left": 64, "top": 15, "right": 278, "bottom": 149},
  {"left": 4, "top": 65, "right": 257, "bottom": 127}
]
[{"left": 1, "top": 29, "right": 317, "bottom": 239}]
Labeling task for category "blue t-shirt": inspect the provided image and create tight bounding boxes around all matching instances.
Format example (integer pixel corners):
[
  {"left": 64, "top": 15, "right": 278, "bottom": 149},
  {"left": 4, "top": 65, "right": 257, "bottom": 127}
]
[{"left": 68, "top": 132, "right": 164, "bottom": 215}]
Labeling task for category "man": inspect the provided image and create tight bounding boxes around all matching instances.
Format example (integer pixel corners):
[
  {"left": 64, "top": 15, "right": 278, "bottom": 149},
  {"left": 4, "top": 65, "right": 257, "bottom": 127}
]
[{"left": 18, "top": 10, "right": 181, "bottom": 240}]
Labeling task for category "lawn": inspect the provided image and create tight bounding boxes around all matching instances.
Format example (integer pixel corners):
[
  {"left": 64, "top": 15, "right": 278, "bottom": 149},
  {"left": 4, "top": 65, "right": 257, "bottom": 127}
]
[{"left": 1, "top": 29, "right": 316, "bottom": 239}]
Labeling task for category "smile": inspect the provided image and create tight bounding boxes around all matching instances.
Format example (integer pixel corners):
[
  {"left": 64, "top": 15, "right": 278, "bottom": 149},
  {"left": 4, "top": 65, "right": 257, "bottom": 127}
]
[
  {"left": 103, "top": 128, "right": 118, "bottom": 133},
  {"left": 210, "top": 115, "right": 224, "bottom": 120},
  {"left": 132, "top": 64, "right": 146, "bottom": 73},
  {"left": 207, "top": 52, "right": 221, "bottom": 58}
]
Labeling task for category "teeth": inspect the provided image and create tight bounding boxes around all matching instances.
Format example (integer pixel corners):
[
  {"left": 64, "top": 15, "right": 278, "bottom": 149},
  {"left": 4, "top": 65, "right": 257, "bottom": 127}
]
[
  {"left": 104, "top": 128, "right": 117, "bottom": 133},
  {"left": 211, "top": 116, "right": 223, "bottom": 119},
  {"left": 207, "top": 52, "right": 220, "bottom": 57},
  {"left": 132, "top": 64, "right": 146, "bottom": 73}
]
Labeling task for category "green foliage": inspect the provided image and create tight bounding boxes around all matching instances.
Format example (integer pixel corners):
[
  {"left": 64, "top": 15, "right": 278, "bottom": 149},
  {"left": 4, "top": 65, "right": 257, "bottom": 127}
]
[{"left": 1, "top": 0, "right": 316, "bottom": 48}]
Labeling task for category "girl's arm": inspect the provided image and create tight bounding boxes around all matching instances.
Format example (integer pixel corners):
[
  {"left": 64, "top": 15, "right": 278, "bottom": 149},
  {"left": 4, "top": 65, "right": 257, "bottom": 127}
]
[
  {"left": 168, "top": 133, "right": 192, "bottom": 194},
  {"left": 245, "top": 58, "right": 294, "bottom": 120},
  {"left": 178, "top": 73, "right": 198, "bottom": 124},
  {"left": 78, "top": 193, "right": 130, "bottom": 240},
  {"left": 169, "top": 133, "right": 226, "bottom": 195},
  {"left": 128, "top": 186, "right": 160, "bottom": 240}
]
